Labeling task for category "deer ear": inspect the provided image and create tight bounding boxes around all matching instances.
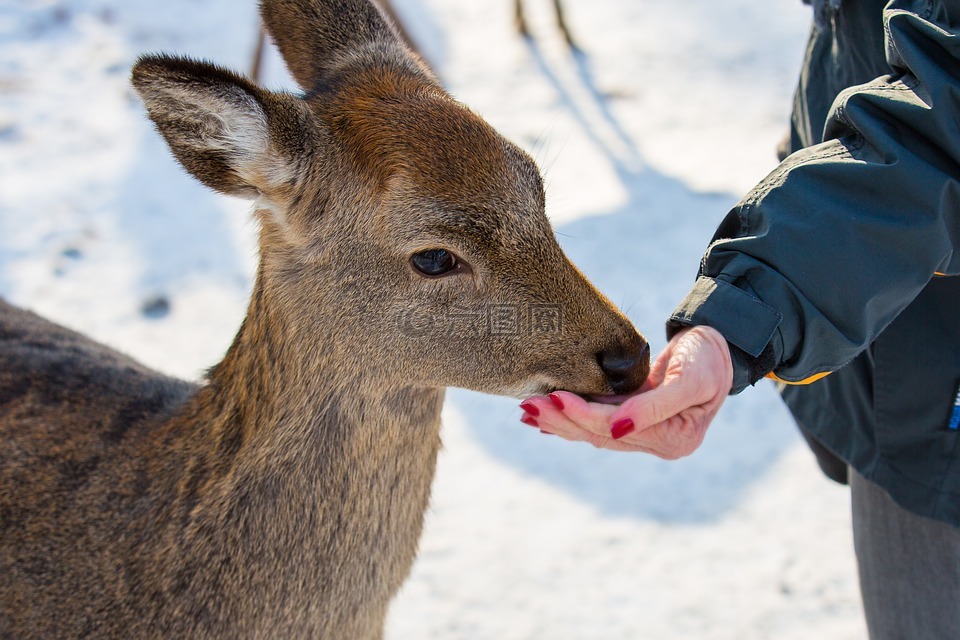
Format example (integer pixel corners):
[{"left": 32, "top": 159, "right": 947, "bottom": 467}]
[
  {"left": 259, "top": 0, "right": 433, "bottom": 92},
  {"left": 131, "top": 55, "right": 313, "bottom": 202}
]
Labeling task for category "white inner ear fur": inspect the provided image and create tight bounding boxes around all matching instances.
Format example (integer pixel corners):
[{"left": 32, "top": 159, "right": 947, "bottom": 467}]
[
  {"left": 161, "top": 83, "right": 299, "bottom": 240},
  {"left": 163, "top": 83, "right": 295, "bottom": 194}
]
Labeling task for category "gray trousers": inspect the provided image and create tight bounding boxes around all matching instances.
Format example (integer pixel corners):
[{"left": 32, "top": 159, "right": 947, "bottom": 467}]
[{"left": 851, "top": 470, "right": 960, "bottom": 639}]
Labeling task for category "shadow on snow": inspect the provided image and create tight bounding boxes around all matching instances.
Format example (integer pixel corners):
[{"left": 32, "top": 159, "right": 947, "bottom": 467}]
[{"left": 454, "top": 33, "right": 801, "bottom": 525}]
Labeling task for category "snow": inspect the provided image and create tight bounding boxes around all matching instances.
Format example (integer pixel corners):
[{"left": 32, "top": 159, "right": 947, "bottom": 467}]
[{"left": 0, "top": 1, "right": 866, "bottom": 638}]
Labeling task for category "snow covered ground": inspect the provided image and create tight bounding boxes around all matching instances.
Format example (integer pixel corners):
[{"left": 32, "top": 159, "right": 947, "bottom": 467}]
[{"left": 0, "top": 1, "right": 867, "bottom": 638}]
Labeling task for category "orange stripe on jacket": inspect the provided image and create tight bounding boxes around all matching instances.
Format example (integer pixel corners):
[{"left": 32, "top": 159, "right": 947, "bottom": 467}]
[{"left": 766, "top": 371, "right": 832, "bottom": 385}]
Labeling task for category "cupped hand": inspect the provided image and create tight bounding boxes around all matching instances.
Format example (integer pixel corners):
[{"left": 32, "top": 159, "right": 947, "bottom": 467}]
[{"left": 518, "top": 325, "right": 734, "bottom": 459}]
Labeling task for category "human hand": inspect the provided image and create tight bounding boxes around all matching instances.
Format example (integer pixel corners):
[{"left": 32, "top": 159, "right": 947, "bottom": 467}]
[{"left": 519, "top": 325, "right": 734, "bottom": 459}]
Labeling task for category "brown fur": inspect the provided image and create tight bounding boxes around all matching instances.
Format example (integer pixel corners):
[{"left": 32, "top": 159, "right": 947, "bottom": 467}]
[
  {"left": 0, "top": 1, "right": 647, "bottom": 637},
  {"left": 251, "top": 0, "right": 429, "bottom": 84}
]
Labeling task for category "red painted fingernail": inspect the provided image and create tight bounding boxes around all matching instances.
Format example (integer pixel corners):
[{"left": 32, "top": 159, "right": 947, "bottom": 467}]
[
  {"left": 519, "top": 401, "right": 540, "bottom": 417},
  {"left": 540, "top": 430, "right": 554, "bottom": 436},
  {"left": 520, "top": 414, "right": 539, "bottom": 428},
  {"left": 549, "top": 393, "right": 564, "bottom": 411},
  {"left": 610, "top": 418, "right": 635, "bottom": 440}
]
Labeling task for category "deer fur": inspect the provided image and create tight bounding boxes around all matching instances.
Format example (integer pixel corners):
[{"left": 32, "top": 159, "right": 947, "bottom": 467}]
[
  {"left": 0, "top": 1, "right": 647, "bottom": 638},
  {"left": 251, "top": 0, "right": 424, "bottom": 83}
]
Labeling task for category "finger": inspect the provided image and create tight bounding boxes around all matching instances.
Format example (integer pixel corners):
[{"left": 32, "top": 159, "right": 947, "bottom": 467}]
[
  {"left": 534, "top": 412, "right": 583, "bottom": 439},
  {"left": 548, "top": 391, "right": 619, "bottom": 435},
  {"left": 542, "top": 417, "right": 668, "bottom": 453},
  {"left": 608, "top": 384, "right": 683, "bottom": 434},
  {"left": 610, "top": 352, "right": 722, "bottom": 431},
  {"left": 521, "top": 394, "right": 629, "bottom": 448},
  {"left": 518, "top": 394, "right": 566, "bottom": 431},
  {"left": 525, "top": 399, "right": 687, "bottom": 456},
  {"left": 522, "top": 391, "right": 687, "bottom": 455},
  {"left": 643, "top": 344, "right": 672, "bottom": 390},
  {"left": 579, "top": 433, "right": 665, "bottom": 453},
  {"left": 630, "top": 411, "right": 710, "bottom": 460},
  {"left": 522, "top": 391, "right": 604, "bottom": 435},
  {"left": 519, "top": 394, "right": 593, "bottom": 440},
  {"left": 612, "top": 388, "right": 727, "bottom": 458}
]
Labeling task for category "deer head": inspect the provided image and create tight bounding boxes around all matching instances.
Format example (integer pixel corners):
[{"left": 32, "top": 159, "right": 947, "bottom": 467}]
[{"left": 131, "top": 0, "right": 649, "bottom": 400}]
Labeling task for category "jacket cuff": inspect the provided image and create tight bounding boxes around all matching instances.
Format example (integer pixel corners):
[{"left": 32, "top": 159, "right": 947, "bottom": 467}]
[{"left": 667, "top": 276, "right": 783, "bottom": 394}]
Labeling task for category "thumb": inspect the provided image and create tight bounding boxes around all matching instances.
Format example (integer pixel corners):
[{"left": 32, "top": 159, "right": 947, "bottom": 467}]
[
  {"left": 640, "top": 342, "right": 672, "bottom": 392},
  {"left": 611, "top": 372, "right": 699, "bottom": 429},
  {"left": 610, "top": 326, "right": 731, "bottom": 428}
]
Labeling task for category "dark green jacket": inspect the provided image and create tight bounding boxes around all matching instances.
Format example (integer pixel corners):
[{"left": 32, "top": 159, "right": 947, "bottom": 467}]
[{"left": 669, "top": 0, "right": 960, "bottom": 525}]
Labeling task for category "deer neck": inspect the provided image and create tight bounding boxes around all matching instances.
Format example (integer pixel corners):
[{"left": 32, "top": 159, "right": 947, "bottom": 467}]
[{"left": 169, "top": 268, "right": 445, "bottom": 629}]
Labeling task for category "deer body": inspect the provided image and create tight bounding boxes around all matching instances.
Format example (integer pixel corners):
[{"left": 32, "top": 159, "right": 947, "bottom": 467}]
[
  {"left": 1, "top": 294, "right": 442, "bottom": 639},
  {"left": 0, "top": 1, "right": 647, "bottom": 637}
]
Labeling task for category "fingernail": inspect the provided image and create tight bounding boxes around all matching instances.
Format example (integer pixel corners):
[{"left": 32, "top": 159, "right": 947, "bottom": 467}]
[
  {"left": 610, "top": 418, "right": 635, "bottom": 440},
  {"left": 549, "top": 393, "right": 564, "bottom": 411},
  {"left": 540, "top": 430, "right": 554, "bottom": 436},
  {"left": 520, "top": 414, "right": 539, "bottom": 428},
  {"left": 519, "top": 401, "right": 540, "bottom": 417}
]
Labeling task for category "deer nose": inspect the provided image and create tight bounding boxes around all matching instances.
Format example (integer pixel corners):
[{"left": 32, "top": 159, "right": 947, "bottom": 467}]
[{"left": 597, "top": 342, "right": 650, "bottom": 395}]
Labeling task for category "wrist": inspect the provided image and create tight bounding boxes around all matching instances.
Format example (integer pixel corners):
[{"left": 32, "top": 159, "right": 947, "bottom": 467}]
[
  {"left": 693, "top": 325, "right": 734, "bottom": 395},
  {"left": 670, "top": 324, "right": 760, "bottom": 395},
  {"left": 672, "top": 325, "right": 735, "bottom": 395}
]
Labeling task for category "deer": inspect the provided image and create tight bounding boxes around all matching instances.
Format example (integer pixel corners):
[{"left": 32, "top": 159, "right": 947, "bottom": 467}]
[
  {"left": 251, "top": 0, "right": 425, "bottom": 83},
  {"left": 251, "top": 0, "right": 578, "bottom": 84},
  {"left": 0, "top": 1, "right": 648, "bottom": 638}
]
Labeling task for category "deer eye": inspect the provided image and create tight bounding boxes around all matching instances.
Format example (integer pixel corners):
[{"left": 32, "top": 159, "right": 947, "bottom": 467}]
[{"left": 410, "top": 249, "right": 458, "bottom": 277}]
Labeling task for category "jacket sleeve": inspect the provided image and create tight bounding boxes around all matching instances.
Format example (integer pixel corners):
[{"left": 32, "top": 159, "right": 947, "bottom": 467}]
[{"left": 670, "top": 0, "right": 960, "bottom": 393}]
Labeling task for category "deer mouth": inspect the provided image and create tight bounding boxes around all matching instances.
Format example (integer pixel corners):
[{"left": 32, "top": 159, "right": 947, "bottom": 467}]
[
  {"left": 541, "top": 387, "right": 625, "bottom": 404},
  {"left": 588, "top": 392, "right": 638, "bottom": 405}
]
